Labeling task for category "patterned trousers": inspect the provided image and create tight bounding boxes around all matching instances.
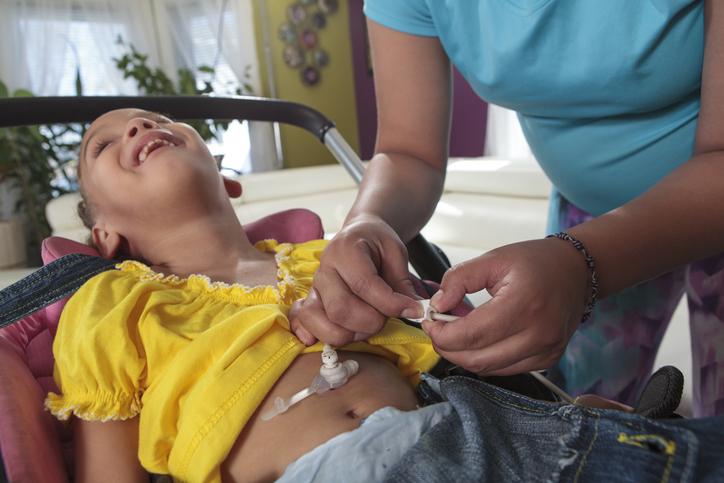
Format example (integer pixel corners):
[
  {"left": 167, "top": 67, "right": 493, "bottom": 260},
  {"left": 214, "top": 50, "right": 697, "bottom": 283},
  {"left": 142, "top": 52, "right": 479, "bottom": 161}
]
[{"left": 548, "top": 197, "right": 724, "bottom": 417}]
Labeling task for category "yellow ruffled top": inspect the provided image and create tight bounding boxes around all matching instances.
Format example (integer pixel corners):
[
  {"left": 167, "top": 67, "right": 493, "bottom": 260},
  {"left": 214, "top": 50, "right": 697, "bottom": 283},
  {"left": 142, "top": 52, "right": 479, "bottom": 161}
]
[{"left": 45, "top": 239, "right": 438, "bottom": 482}]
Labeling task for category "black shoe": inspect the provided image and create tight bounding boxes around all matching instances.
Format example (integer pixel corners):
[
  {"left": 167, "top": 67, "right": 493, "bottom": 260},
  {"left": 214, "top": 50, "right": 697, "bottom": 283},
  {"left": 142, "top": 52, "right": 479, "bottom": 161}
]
[{"left": 633, "top": 366, "right": 684, "bottom": 419}]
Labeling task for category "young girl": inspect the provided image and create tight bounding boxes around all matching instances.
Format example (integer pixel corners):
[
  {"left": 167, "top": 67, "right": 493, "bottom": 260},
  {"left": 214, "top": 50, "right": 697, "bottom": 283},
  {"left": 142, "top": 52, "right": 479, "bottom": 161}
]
[{"left": 44, "top": 108, "right": 439, "bottom": 482}]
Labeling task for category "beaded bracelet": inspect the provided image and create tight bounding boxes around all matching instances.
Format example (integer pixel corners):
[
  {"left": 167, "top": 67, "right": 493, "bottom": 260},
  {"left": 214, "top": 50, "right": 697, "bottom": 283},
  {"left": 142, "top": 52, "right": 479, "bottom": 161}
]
[{"left": 546, "top": 232, "right": 598, "bottom": 323}]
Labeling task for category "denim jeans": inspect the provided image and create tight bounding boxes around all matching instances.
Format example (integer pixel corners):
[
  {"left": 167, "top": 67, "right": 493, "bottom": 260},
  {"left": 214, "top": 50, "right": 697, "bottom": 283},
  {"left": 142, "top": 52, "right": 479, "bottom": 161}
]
[
  {"left": 387, "top": 376, "right": 724, "bottom": 482},
  {"left": 0, "top": 254, "right": 115, "bottom": 328}
]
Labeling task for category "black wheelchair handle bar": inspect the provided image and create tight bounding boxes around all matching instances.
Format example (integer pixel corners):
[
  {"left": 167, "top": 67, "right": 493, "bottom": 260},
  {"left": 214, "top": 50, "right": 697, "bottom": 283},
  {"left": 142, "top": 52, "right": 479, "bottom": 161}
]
[{"left": 0, "top": 95, "right": 335, "bottom": 142}]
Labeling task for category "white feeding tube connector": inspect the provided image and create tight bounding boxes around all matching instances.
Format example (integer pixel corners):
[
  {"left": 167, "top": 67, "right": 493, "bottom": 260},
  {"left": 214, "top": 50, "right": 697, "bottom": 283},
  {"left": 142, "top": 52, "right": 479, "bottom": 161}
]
[
  {"left": 320, "top": 344, "right": 359, "bottom": 388},
  {"left": 261, "top": 344, "right": 359, "bottom": 421}
]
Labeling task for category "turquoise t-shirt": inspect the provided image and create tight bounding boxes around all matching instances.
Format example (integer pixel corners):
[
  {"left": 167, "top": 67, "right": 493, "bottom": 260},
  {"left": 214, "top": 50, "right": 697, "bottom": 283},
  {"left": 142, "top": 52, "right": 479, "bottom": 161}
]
[{"left": 364, "top": 0, "right": 704, "bottom": 223}]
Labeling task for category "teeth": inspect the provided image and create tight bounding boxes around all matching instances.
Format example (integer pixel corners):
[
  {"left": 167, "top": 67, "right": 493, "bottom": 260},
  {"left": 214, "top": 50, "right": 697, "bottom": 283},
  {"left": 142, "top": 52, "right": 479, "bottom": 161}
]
[{"left": 138, "top": 138, "right": 175, "bottom": 163}]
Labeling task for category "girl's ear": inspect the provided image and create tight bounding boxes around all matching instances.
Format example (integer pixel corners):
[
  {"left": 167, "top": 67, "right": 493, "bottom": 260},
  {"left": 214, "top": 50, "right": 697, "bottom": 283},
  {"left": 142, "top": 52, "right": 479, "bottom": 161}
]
[
  {"left": 223, "top": 176, "right": 242, "bottom": 198},
  {"left": 91, "top": 223, "right": 123, "bottom": 259}
]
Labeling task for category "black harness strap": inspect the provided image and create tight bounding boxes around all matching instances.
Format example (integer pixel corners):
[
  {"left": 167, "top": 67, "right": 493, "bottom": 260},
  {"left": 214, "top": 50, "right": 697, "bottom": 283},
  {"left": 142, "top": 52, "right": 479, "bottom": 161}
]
[{"left": 0, "top": 254, "right": 116, "bottom": 329}]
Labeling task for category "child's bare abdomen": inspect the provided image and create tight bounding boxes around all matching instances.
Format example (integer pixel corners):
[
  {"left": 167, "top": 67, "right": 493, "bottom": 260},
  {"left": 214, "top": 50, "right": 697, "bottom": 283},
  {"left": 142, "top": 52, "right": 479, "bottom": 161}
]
[{"left": 221, "top": 351, "right": 419, "bottom": 482}]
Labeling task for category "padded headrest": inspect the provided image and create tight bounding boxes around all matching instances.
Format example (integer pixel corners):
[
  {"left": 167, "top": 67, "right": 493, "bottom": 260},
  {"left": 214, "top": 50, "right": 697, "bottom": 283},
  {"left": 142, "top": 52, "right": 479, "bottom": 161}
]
[{"left": 37, "top": 208, "right": 324, "bottom": 334}]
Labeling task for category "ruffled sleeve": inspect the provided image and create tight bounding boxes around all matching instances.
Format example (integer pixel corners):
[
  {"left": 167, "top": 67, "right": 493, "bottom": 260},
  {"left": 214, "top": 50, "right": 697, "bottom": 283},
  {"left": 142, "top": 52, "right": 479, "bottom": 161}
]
[
  {"left": 270, "top": 239, "right": 328, "bottom": 302},
  {"left": 45, "top": 269, "right": 148, "bottom": 421}
]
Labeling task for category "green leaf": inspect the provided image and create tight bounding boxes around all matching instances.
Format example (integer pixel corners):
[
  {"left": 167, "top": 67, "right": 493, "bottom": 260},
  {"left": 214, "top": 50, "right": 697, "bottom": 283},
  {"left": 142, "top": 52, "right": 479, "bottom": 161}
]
[
  {"left": 12, "top": 89, "right": 33, "bottom": 98},
  {"left": 74, "top": 68, "right": 83, "bottom": 96},
  {"left": 0, "top": 81, "right": 8, "bottom": 98},
  {"left": 198, "top": 65, "right": 214, "bottom": 74}
]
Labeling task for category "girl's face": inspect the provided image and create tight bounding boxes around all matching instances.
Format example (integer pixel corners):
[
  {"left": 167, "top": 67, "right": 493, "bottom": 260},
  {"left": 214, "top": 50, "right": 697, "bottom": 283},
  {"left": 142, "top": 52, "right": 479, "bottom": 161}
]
[{"left": 79, "top": 108, "right": 231, "bottom": 256}]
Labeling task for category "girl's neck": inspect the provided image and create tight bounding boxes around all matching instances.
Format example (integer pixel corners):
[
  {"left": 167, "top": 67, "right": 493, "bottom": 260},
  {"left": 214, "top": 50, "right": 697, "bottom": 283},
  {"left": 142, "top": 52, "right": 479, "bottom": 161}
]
[{"left": 141, "top": 214, "right": 277, "bottom": 285}]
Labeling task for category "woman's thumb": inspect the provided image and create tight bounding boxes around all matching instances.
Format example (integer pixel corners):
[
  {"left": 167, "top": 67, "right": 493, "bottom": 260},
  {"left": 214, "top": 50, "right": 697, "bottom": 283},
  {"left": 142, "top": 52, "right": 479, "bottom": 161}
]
[
  {"left": 391, "top": 276, "right": 422, "bottom": 301},
  {"left": 430, "top": 283, "right": 465, "bottom": 314},
  {"left": 431, "top": 258, "right": 490, "bottom": 312}
]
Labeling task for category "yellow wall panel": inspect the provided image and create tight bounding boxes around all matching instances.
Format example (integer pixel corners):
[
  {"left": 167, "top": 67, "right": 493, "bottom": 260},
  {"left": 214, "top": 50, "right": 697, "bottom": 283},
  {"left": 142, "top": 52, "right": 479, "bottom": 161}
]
[{"left": 254, "top": 0, "right": 360, "bottom": 168}]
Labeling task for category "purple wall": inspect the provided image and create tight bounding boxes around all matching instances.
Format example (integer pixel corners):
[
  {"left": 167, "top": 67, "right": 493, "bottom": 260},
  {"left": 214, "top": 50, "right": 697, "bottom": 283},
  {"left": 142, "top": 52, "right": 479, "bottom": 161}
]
[
  {"left": 347, "top": 0, "right": 487, "bottom": 160},
  {"left": 449, "top": 69, "right": 487, "bottom": 157},
  {"left": 347, "top": 0, "right": 377, "bottom": 160}
]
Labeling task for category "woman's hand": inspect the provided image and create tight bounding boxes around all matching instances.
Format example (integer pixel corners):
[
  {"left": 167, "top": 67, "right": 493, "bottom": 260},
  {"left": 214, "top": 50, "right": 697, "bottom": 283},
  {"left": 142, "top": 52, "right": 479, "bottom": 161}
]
[
  {"left": 423, "top": 238, "right": 590, "bottom": 376},
  {"left": 290, "top": 215, "right": 423, "bottom": 346}
]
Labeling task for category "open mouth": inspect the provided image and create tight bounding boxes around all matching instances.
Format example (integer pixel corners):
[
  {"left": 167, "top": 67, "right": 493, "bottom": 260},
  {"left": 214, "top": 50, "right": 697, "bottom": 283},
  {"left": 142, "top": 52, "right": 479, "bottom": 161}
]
[
  {"left": 138, "top": 138, "right": 176, "bottom": 163},
  {"left": 133, "top": 131, "right": 182, "bottom": 166}
]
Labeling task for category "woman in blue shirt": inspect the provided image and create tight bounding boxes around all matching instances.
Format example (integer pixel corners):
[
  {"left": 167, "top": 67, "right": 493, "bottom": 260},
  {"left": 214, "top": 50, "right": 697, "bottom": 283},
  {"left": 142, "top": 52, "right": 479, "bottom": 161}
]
[{"left": 291, "top": 0, "right": 724, "bottom": 417}]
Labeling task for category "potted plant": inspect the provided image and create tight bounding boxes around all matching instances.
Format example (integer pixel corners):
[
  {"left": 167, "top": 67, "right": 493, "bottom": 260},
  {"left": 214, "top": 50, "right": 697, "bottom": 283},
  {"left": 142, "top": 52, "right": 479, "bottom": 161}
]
[
  {"left": 0, "top": 83, "right": 27, "bottom": 268},
  {"left": 0, "top": 82, "right": 77, "bottom": 266}
]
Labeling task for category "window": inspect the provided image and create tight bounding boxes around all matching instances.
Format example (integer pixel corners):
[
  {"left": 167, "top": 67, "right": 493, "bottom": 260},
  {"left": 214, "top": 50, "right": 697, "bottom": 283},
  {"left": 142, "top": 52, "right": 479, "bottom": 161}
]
[
  {"left": 48, "top": 18, "right": 135, "bottom": 96},
  {"left": 2, "top": 0, "right": 266, "bottom": 174},
  {"left": 157, "top": 0, "right": 255, "bottom": 173},
  {"left": 484, "top": 104, "right": 538, "bottom": 165}
]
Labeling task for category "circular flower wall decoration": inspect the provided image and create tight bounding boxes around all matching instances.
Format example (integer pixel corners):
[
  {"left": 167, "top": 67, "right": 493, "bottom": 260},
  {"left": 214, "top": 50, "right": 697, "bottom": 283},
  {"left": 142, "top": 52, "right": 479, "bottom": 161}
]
[{"left": 279, "top": 0, "right": 338, "bottom": 86}]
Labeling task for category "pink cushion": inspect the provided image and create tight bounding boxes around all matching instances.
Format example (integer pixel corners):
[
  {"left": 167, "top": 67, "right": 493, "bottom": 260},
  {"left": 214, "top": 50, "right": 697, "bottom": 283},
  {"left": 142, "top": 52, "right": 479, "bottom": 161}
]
[
  {"left": 0, "top": 208, "right": 324, "bottom": 481},
  {"left": 0, "top": 340, "right": 68, "bottom": 483}
]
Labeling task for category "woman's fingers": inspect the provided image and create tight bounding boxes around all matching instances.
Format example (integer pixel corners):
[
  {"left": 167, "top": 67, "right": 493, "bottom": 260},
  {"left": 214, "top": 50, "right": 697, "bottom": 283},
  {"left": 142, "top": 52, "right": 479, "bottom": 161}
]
[
  {"left": 333, "top": 239, "right": 421, "bottom": 318},
  {"left": 423, "top": 286, "right": 521, "bottom": 353},
  {"left": 376, "top": 238, "right": 422, "bottom": 303},
  {"left": 291, "top": 288, "right": 357, "bottom": 346},
  {"left": 288, "top": 299, "right": 317, "bottom": 346},
  {"left": 429, "top": 323, "right": 561, "bottom": 375},
  {"left": 313, "top": 267, "right": 387, "bottom": 335},
  {"left": 431, "top": 253, "right": 499, "bottom": 313}
]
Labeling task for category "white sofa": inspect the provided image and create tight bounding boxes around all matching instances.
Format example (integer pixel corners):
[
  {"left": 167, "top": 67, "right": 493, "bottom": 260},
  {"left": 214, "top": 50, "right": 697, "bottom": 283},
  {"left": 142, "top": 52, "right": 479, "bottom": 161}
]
[{"left": 4, "top": 157, "right": 693, "bottom": 413}]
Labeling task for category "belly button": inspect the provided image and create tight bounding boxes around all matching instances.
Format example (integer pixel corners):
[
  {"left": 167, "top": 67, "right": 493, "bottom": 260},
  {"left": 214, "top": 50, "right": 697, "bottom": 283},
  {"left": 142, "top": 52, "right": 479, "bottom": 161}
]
[{"left": 345, "top": 408, "right": 360, "bottom": 419}]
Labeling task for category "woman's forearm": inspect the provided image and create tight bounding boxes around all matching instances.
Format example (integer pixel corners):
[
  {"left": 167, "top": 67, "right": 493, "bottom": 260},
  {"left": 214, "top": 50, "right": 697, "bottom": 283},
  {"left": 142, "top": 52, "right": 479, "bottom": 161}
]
[
  {"left": 344, "top": 151, "right": 446, "bottom": 243},
  {"left": 569, "top": 150, "right": 724, "bottom": 298},
  {"left": 349, "top": 20, "right": 452, "bottom": 242}
]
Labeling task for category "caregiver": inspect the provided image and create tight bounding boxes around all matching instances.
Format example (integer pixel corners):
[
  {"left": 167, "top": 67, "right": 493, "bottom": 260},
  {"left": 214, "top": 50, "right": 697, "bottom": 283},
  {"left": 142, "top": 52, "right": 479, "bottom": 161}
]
[{"left": 291, "top": 0, "right": 724, "bottom": 417}]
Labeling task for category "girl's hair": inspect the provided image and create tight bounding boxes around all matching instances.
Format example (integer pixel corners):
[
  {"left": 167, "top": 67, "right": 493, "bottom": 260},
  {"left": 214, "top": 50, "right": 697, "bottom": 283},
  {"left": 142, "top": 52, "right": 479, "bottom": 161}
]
[
  {"left": 76, "top": 156, "right": 94, "bottom": 228},
  {"left": 76, "top": 159, "right": 97, "bottom": 247},
  {"left": 77, "top": 190, "right": 95, "bottom": 231}
]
